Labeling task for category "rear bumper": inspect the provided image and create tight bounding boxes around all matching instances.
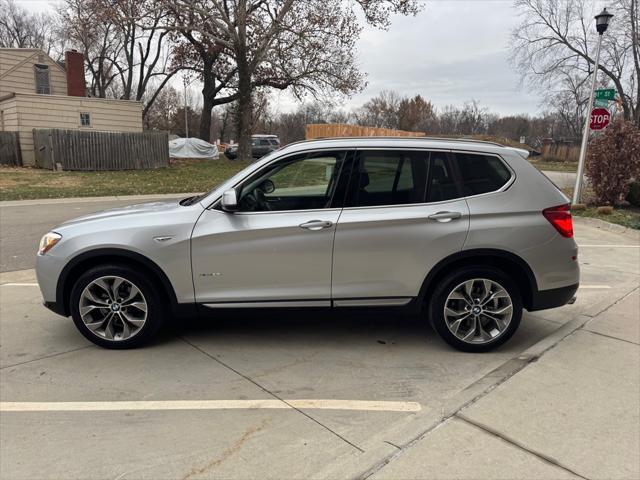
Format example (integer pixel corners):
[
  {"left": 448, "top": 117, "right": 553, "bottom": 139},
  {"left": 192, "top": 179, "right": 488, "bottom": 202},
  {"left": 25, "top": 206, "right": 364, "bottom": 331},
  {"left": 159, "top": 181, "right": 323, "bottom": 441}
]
[{"left": 528, "top": 283, "right": 579, "bottom": 311}]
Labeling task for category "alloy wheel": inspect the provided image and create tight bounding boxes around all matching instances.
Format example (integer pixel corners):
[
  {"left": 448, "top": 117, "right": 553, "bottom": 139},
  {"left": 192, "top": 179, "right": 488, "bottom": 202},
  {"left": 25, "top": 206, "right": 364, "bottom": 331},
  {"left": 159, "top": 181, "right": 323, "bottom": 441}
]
[
  {"left": 79, "top": 276, "right": 148, "bottom": 341},
  {"left": 443, "top": 278, "right": 513, "bottom": 344}
]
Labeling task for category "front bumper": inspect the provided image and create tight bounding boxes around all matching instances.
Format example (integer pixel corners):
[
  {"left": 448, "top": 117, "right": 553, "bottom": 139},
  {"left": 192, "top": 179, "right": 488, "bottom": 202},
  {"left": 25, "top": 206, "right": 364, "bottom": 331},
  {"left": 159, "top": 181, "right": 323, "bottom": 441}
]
[{"left": 528, "top": 283, "right": 579, "bottom": 311}]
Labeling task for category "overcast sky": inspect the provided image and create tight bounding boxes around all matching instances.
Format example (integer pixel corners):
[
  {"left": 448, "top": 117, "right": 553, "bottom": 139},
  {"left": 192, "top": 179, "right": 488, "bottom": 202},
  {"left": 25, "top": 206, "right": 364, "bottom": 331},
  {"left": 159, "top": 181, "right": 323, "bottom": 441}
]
[{"left": 18, "top": 0, "right": 545, "bottom": 116}]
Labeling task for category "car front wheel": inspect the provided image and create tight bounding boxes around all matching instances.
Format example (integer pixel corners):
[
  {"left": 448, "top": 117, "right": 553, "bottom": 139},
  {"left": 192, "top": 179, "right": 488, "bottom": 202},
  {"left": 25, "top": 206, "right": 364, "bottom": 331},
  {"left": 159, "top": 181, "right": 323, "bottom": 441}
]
[
  {"left": 69, "top": 264, "right": 165, "bottom": 349},
  {"left": 428, "top": 267, "right": 522, "bottom": 352}
]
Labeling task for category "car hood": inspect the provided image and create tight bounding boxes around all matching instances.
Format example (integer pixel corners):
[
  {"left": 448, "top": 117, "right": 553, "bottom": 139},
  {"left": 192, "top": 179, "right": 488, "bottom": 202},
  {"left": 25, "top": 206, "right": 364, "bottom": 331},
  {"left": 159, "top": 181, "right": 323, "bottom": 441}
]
[{"left": 57, "top": 200, "right": 191, "bottom": 228}]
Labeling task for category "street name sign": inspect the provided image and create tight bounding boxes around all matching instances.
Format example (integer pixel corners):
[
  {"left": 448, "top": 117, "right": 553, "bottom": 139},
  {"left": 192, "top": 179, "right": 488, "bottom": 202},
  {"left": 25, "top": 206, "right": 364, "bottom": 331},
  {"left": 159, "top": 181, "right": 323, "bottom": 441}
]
[{"left": 594, "top": 89, "right": 616, "bottom": 100}]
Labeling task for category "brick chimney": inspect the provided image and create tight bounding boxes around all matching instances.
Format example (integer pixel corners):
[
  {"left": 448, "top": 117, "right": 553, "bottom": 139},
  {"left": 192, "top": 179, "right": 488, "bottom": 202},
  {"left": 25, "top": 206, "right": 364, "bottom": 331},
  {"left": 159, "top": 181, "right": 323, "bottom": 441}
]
[{"left": 65, "top": 50, "right": 85, "bottom": 97}]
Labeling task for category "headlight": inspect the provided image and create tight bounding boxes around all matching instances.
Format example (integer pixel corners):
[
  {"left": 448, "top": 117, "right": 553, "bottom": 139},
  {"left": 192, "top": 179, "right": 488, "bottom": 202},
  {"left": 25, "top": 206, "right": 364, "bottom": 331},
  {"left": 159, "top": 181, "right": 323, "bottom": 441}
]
[{"left": 38, "top": 232, "right": 62, "bottom": 255}]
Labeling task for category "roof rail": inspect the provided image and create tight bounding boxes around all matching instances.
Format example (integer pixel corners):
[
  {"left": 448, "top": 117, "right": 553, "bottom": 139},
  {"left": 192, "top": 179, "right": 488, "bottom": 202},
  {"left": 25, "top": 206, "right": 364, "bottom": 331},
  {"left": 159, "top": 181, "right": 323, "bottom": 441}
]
[{"left": 291, "top": 136, "right": 507, "bottom": 148}]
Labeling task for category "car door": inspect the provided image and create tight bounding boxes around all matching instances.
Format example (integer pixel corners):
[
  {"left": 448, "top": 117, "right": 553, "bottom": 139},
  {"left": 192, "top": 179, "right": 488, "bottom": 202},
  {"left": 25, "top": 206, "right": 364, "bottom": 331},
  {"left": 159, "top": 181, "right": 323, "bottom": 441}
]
[
  {"left": 331, "top": 149, "right": 470, "bottom": 305},
  {"left": 191, "top": 149, "right": 353, "bottom": 306}
]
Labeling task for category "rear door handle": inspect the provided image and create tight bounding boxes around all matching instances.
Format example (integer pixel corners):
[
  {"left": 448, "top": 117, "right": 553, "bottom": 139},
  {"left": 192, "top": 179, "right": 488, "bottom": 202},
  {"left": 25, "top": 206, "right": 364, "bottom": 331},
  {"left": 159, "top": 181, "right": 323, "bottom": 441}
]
[
  {"left": 428, "top": 211, "right": 462, "bottom": 223},
  {"left": 299, "top": 220, "right": 333, "bottom": 230}
]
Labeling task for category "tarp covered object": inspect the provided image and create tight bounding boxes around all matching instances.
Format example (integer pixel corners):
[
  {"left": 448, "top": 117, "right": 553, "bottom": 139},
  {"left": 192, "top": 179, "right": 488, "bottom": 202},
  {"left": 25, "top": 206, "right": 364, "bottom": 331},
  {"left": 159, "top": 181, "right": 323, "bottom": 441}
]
[{"left": 169, "top": 137, "right": 219, "bottom": 160}]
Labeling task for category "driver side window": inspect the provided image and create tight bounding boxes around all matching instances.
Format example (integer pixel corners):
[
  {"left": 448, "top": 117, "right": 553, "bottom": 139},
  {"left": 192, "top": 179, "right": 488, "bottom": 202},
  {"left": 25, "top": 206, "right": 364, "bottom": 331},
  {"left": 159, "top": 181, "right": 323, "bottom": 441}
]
[{"left": 237, "top": 151, "right": 349, "bottom": 212}]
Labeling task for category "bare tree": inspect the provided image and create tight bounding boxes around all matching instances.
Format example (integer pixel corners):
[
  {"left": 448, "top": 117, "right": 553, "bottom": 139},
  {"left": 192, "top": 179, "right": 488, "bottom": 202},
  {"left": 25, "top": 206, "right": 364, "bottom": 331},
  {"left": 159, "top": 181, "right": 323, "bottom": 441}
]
[
  {"left": 169, "top": 0, "right": 420, "bottom": 160},
  {"left": 511, "top": 0, "right": 640, "bottom": 125},
  {"left": 354, "top": 90, "right": 402, "bottom": 128},
  {"left": 59, "top": 0, "right": 124, "bottom": 98},
  {"left": 59, "top": 0, "right": 182, "bottom": 117},
  {"left": 0, "top": 0, "right": 61, "bottom": 57},
  {"left": 437, "top": 100, "right": 490, "bottom": 136},
  {"left": 167, "top": 4, "right": 240, "bottom": 141}
]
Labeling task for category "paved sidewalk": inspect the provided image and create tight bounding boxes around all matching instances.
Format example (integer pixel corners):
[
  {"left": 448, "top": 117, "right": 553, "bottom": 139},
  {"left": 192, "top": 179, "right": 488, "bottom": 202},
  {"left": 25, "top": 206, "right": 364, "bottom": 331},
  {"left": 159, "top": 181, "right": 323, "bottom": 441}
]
[
  {"left": 541, "top": 170, "right": 577, "bottom": 190},
  {"left": 371, "top": 288, "right": 640, "bottom": 480}
]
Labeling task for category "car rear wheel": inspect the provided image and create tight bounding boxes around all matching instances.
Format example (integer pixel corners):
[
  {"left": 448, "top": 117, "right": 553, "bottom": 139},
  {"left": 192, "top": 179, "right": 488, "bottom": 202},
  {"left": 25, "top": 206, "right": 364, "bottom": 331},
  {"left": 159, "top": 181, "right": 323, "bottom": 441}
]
[
  {"left": 428, "top": 267, "right": 522, "bottom": 352},
  {"left": 70, "top": 264, "right": 165, "bottom": 349}
]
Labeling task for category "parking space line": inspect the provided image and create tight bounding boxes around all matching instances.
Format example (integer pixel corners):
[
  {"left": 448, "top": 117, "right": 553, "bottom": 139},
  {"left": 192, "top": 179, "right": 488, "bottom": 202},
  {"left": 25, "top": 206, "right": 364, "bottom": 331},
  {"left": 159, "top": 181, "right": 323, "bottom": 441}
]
[
  {"left": 0, "top": 283, "right": 38, "bottom": 286},
  {"left": 579, "top": 285, "right": 611, "bottom": 289},
  {"left": 0, "top": 399, "right": 421, "bottom": 413},
  {"left": 578, "top": 244, "right": 639, "bottom": 248}
]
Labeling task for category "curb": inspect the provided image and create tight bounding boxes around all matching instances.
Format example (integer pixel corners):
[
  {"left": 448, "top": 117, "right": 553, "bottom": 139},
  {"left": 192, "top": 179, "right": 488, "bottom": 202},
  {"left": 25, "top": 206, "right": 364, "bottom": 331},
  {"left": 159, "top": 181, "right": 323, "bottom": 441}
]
[
  {"left": 573, "top": 216, "right": 640, "bottom": 240},
  {"left": 0, "top": 192, "right": 200, "bottom": 207}
]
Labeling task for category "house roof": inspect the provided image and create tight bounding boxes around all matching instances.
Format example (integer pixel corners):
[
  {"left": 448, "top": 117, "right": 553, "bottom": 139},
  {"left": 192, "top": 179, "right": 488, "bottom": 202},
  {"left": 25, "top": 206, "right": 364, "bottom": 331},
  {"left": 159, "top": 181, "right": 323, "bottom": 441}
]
[{"left": 0, "top": 48, "right": 66, "bottom": 80}]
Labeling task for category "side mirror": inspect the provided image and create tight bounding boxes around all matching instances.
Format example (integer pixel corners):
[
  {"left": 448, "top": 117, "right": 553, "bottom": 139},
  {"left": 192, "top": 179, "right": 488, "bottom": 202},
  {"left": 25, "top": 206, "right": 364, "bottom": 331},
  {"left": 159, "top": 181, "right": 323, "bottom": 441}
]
[{"left": 221, "top": 189, "right": 239, "bottom": 212}]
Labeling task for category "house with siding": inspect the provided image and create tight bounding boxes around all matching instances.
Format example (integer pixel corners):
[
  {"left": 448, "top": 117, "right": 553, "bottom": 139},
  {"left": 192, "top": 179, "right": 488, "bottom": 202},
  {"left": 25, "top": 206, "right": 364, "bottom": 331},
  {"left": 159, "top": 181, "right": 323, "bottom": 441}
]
[{"left": 0, "top": 48, "right": 143, "bottom": 166}]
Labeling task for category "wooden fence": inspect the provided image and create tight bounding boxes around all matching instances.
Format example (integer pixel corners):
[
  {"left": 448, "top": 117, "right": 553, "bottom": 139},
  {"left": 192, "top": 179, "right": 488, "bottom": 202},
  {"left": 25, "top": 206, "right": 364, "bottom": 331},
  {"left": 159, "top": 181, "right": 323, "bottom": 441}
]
[
  {"left": 33, "top": 129, "right": 169, "bottom": 170},
  {"left": 0, "top": 132, "right": 22, "bottom": 166},
  {"left": 305, "top": 123, "right": 425, "bottom": 140},
  {"left": 540, "top": 143, "right": 580, "bottom": 162}
]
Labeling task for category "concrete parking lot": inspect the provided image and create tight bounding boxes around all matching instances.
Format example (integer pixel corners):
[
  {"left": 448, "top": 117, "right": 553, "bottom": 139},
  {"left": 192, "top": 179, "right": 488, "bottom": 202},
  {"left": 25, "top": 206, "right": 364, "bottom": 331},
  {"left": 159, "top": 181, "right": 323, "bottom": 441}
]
[{"left": 1, "top": 197, "right": 638, "bottom": 479}]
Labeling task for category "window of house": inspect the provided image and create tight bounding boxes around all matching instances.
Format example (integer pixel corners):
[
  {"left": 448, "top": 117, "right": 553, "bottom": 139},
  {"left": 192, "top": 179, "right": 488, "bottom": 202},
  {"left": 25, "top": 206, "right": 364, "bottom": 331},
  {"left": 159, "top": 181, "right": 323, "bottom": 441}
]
[
  {"left": 346, "top": 151, "right": 429, "bottom": 207},
  {"left": 453, "top": 153, "right": 512, "bottom": 196},
  {"left": 80, "top": 112, "right": 91, "bottom": 126},
  {"left": 34, "top": 64, "right": 51, "bottom": 94}
]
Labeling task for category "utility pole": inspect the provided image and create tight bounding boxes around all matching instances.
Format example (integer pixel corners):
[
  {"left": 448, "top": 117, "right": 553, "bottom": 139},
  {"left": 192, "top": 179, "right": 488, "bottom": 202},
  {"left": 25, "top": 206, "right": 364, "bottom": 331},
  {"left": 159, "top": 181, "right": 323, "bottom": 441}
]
[
  {"left": 183, "top": 76, "right": 189, "bottom": 139},
  {"left": 572, "top": 8, "right": 614, "bottom": 205}
]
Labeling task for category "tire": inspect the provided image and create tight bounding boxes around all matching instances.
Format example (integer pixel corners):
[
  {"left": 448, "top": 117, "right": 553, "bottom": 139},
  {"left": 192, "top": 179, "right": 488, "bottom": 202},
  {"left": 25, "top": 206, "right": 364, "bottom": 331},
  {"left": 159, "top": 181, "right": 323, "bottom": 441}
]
[
  {"left": 69, "top": 264, "right": 166, "bottom": 349},
  {"left": 428, "top": 266, "right": 522, "bottom": 353}
]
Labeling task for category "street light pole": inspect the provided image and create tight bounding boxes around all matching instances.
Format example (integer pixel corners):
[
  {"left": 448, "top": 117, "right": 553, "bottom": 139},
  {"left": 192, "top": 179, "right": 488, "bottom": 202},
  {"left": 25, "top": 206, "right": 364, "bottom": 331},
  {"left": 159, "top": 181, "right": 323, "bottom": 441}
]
[{"left": 573, "top": 7, "right": 614, "bottom": 205}]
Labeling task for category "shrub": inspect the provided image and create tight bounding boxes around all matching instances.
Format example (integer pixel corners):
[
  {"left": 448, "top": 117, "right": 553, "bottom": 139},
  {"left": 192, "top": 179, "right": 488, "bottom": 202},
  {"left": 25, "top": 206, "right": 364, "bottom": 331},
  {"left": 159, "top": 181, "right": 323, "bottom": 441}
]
[
  {"left": 627, "top": 181, "right": 640, "bottom": 207},
  {"left": 586, "top": 120, "right": 640, "bottom": 206},
  {"left": 596, "top": 206, "right": 614, "bottom": 215}
]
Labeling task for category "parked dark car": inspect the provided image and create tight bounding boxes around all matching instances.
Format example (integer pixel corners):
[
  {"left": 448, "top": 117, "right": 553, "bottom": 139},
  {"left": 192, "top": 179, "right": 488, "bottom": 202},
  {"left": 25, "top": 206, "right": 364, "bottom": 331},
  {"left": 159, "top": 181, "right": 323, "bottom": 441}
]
[{"left": 225, "top": 135, "right": 280, "bottom": 160}]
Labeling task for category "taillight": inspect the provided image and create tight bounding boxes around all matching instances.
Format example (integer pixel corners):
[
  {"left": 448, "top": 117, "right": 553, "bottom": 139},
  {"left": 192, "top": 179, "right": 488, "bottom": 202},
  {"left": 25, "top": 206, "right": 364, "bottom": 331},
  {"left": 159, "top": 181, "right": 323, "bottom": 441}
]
[{"left": 543, "top": 204, "right": 573, "bottom": 238}]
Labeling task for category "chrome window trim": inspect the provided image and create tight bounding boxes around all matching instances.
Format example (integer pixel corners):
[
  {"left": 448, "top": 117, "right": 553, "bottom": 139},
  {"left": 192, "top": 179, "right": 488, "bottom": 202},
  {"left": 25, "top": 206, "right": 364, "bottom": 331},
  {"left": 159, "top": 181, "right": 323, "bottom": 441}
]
[
  {"left": 232, "top": 208, "right": 343, "bottom": 216},
  {"left": 207, "top": 147, "right": 354, "bottom": 212},
  {"left": 449, "top": 149, "right": 516, "bottom": 200},
  {"left": 206, "top": 146, "right": 515, "bottom": 212},
  {"left": 342, "top": 148, "right": 516, "bottom": 209}
]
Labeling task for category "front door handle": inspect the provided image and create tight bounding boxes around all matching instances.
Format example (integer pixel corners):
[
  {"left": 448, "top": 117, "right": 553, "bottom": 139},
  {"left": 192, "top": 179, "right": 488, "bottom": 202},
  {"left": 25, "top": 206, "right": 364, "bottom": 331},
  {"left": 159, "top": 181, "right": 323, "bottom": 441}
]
[
  {"left": 299, "top": 220, "right": 333, "bottom": 230},
  {"left": 428, "top": 211, "right": 462, "bottom": 223}
]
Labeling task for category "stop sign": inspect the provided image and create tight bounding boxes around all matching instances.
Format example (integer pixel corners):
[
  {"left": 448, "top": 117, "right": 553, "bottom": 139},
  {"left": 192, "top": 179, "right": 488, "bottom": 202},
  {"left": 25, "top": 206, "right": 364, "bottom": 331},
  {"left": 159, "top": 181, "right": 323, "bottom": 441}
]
[{"left": 590, "top": 108, "right": 611, "bottom": 130}]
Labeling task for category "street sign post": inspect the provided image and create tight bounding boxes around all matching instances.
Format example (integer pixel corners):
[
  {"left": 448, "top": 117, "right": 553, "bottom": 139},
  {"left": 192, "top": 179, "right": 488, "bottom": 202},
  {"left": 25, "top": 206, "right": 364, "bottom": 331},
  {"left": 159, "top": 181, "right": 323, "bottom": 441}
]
[
  {"left": 594, "top": 88, "right": 616, "bottom": 100},
  {"left": 589, "top": 108, "right": 611, "bottom": 131}
]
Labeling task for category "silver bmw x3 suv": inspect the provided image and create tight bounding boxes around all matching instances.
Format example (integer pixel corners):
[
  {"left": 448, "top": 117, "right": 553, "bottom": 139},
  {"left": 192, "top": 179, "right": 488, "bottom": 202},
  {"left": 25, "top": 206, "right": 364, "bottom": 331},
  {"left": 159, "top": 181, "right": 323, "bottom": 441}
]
[{"left": 36, "top": 137, "right": 579, "bottom": 352}]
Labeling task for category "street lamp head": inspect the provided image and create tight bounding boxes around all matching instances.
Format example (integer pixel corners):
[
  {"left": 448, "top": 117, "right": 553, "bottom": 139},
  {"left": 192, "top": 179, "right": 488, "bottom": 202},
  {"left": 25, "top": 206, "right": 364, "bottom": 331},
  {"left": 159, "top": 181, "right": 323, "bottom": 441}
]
[{"left": 595, "top": 8, "right": 613, "bottom": 34}]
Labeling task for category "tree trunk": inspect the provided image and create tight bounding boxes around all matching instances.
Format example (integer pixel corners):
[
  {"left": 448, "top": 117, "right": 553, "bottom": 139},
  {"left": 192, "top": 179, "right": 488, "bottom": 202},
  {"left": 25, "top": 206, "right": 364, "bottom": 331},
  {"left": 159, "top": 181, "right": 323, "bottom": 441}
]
[
  {"left": 199, "top": 59, "right": 216, "bottom": 142},
  {"left": 235, "top": 58, "right": 252, "bottom": 161},
  {"left": 235, "top": 0, "right": 252, "bottom": 162}
]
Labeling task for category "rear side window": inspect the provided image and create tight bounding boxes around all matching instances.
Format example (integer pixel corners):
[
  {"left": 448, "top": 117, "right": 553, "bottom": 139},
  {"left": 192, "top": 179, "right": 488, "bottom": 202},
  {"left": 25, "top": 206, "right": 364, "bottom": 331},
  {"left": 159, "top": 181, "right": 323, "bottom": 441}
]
[
  {"left": 347, "top": 150, "right": 429, "bottom": 207},
  {"left": 427, "top": 152, "right": 460, "bottom": 202},
  {"left": 454, "top": 153, "right": 511, "bottom": 196}
]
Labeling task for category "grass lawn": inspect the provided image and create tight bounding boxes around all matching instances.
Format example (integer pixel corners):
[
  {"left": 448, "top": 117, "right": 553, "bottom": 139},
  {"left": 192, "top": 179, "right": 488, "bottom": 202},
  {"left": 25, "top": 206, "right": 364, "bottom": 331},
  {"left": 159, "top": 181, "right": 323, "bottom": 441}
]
[
  {"left": 0, "top": 157, "right": 250, "bottom": 201},
  {"left": 573, "top": 207, "right": 640, "bottom": 230},
  {"left": 529, "top": 159, "right": 578, "bottom": 172}
]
